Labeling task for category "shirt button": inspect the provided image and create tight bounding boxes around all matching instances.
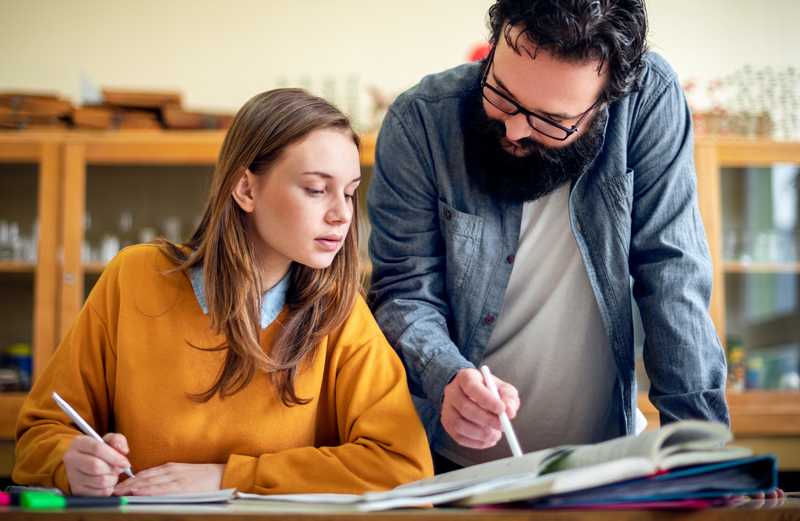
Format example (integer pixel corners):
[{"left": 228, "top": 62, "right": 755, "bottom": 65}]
[
  {"left": 486, "top": 315, "right": 495, "bottom": 324},
  {"left": 444, "top": 210, "right": 451, "bottom": 220},
  {"left": 508, "top": 254, "right": 515, "bottom": 264}
]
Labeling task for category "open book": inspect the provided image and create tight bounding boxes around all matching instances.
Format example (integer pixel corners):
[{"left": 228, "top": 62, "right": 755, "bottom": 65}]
[{"left": 232, "top": 420, "right": 775, "bottom": 512}]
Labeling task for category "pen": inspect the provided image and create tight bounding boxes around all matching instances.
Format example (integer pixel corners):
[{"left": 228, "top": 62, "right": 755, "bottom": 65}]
[
  {"left": 51, "top": 391, "right": 135, "bottom": 478},
  {"left": 480, "top": 365, "right": 524, "bottom": 458}
]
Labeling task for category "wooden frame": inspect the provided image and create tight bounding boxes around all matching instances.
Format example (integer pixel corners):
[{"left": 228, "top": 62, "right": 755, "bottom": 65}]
[{"left": 0, "top": 131, "right": 63, "bottom": 439}]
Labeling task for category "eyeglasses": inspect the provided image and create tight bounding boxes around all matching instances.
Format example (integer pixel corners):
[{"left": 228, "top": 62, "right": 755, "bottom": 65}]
[{"left": 480, "top": 48, "right": 599, "bottom": 141}]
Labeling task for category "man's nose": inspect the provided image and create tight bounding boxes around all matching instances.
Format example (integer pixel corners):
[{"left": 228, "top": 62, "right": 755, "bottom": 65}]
[{"left": 504, "top": 113, "right": 535, "bottom": 142}]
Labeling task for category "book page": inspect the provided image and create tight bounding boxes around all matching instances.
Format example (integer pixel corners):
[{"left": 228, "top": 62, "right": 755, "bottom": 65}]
[
  {"left": 394, "top": 446, "right": 566, "bottom": 489},
  {"left": 552, "top": 421, "right": 733, "bottom": 471}
]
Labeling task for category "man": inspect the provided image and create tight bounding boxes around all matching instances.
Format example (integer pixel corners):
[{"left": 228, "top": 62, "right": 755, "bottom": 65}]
[{"left": 367, "top": 0, "right": 730, "bottom": 471}]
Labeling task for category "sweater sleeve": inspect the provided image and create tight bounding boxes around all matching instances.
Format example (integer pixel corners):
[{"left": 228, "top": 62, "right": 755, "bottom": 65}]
[
  {"left": 220, "top": 300, "right": 434, "bottom": 494},
  {"left": 13, "top": 265, "right": 119, "bottom": 494}
]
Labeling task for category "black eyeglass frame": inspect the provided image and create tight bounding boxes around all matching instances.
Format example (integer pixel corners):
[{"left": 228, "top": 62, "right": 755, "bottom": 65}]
[{"left": 480, "top": 47, "right": 599, "bottom": 141}]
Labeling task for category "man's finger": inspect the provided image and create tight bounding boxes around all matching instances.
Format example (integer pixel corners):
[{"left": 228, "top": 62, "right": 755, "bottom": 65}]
[
  {"left": 458, "top": 370, "right": 505, "bottom": 414},
  {"left": 453, "top": 395, "right": 503, "bottom": 430}
]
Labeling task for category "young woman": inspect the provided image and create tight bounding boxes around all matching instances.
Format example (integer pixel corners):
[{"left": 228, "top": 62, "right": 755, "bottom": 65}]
[{"left": 13, "top": 89, "right": 433, "bottom": 497}]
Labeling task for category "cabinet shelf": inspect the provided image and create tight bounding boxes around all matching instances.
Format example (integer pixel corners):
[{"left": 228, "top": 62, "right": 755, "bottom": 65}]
[
  {"left": 723, "top": 261, "right": 800, "bottom": 273},
  {"left": 0, "top": 261, "right": 37, "bottom": 274}
]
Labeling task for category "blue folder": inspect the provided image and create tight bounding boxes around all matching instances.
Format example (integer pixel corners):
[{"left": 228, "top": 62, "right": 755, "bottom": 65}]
[{"left": 530, "top": 455, "right": 777, "bottom": 508}]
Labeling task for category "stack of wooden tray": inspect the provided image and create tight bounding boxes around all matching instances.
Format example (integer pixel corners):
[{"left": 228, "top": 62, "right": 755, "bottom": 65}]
[{"left": 0, "top": 89, "right": 233, "bottom": 130}]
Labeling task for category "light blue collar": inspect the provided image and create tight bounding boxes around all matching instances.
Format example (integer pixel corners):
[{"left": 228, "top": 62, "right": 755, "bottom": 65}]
[{"left": 190, "top": 262, "right": 291, "bottom": 330}]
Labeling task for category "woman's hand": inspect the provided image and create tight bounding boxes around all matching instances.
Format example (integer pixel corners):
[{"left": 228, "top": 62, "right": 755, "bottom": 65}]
[
  {"left": 63, "top": 433, "right": 132, "bottom": 497},
  {"left": 113, "top": 463, "right": 225, "bottom": 496}
]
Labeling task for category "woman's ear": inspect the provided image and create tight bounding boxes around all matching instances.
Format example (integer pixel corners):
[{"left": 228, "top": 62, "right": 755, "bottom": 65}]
[{"left": 231, "top": 169, "right": 257, "bottom": 213}]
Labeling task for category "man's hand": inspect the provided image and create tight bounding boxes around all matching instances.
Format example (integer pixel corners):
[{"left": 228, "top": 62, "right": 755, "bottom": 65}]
[
  {"left": 63, "top": 433, "right": 132, "bottom": 497},
  {"left": 441, "top": 368, "right": 520, "bottom": 449},
  {"left": 749, "top": 488, "right": 785, "bottom": 501},
  {"left": 113, "top": 462, "right": 225, "bottom": 496}
]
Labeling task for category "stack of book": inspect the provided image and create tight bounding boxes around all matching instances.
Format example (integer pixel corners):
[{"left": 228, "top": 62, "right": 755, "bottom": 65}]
[{"left": 233, "top": 421, "right": 776, "bottom": 511}]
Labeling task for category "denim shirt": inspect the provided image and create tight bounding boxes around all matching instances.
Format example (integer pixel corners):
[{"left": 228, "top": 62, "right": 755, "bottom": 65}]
[
  {"left": 190, "top": 263, "right": 291, "bottom": 329},
  {"left": 366, "top": 53, "right": 730, "bottom": 441}
]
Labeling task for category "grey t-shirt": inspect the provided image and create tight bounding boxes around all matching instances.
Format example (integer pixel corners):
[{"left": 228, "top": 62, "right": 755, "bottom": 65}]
[{"left": 435, "top": 185, "right": 618, "bottom": 466}]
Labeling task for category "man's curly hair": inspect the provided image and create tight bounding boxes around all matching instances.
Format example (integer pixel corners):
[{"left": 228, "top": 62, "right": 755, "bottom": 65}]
[{"left": 487, "top": 0, "right": 649, "bottom": 104}]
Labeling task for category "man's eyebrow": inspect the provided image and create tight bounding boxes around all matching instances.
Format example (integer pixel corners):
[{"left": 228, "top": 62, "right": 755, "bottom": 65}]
[
  {"left": 492, "top": 72, "right": 582, "bottom": 121},
  {"left": 301, "top": 171, "right": 361, "bottom": 183}
]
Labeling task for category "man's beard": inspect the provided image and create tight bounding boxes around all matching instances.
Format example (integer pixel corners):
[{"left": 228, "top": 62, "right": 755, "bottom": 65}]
[{"left": 463, "top": 93, "right": 606, "bottom": 203}]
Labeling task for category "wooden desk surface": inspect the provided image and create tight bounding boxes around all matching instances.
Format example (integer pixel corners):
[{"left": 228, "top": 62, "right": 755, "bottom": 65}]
[{"left": 2, "top": 499, "right": 800, "bottom": 520}]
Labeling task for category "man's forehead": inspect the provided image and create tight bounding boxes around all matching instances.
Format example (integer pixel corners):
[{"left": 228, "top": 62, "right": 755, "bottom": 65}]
[{"left": 500, "top": 23, "right": 605, "bottom": 75}]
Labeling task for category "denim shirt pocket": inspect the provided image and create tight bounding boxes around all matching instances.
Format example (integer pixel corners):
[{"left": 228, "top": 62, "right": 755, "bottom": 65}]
[
  {"left": 599, "top": 168, "right": 634, "bottom": 256},
  {"left": 438, "top": 200, "right": 485, "bottom": 291}
]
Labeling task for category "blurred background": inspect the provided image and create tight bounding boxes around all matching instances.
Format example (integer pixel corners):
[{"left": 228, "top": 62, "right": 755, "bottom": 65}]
[{"left": 1, "top": 0, "right": 799, "bottom": 131}]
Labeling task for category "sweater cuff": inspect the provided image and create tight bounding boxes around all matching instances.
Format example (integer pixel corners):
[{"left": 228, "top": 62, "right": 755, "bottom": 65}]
[
  {"left": 221, "top": 454, "right": 257, "bottom": 493},
  {"left": 54, "top": 461, "right": 71, "bottom": 494}
]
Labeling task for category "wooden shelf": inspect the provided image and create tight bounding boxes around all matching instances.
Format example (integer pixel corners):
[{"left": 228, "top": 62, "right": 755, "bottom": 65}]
[
  {"left": 0, "top": 261, "right": 36, "bottom": 273},
  {"left": 723, "top": 261, "right": 800, "bottom": 273},
  {"left": 638, "top": 391, "right": 800, "bottom": 436}
]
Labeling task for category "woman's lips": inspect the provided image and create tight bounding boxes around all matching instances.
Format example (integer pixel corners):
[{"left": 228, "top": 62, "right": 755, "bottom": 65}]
[{"left": 315, "top": 236, "right": 342, "bottom": 251}]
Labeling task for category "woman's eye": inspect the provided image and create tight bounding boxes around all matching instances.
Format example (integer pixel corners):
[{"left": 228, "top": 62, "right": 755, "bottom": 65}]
[
  {"left": 344, "top": 193, "right": 354, "bottom": 201},
  {"left": 306, "top": 188, "right": 324, "bottom": 196}
]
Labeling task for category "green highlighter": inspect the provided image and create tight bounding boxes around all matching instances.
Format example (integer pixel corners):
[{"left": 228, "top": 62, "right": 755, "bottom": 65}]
[{"left": 21, "top": 492, "right": 128, "bottom": 509}]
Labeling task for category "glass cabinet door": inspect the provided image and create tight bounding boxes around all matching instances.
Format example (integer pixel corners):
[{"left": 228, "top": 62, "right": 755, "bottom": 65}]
[
  {"left": 0, "top": 161, "right": 38, "bottom": 393},
  {"left": 0, "top": 135, "right": 59, "bottom": 443},
  {"left": 721, "top": 162, "right": 800, "bottom": 392},
  {"left": 59, "top": 133, "right": 223, "bottom": 339},
  {"left": 82, "top": 163, "right": 213, "bottom": 296}
]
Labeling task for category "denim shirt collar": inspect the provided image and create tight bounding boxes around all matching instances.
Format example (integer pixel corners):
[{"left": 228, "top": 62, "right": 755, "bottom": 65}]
[{"left": 190, "top": 262, "right": 291, "bottom": 330}]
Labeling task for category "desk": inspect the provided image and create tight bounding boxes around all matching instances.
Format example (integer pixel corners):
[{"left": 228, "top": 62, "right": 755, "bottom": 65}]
[{"left": 2, "top": 499, "right": 800, "bottom": 520}]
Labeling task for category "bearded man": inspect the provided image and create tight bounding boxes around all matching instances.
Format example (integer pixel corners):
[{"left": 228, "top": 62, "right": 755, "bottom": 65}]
[{"left": 366, "top": 0, "right": 730, "bottom": 473}]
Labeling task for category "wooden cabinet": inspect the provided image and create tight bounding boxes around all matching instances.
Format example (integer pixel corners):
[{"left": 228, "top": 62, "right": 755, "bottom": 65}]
[{"left": 694, "top": 139, "right": 800, "bottom": 353}]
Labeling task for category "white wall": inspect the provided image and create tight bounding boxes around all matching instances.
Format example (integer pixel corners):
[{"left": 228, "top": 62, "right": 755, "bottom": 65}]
[{"left": 1, "top": 0, "right": 798, "bottom": 127}]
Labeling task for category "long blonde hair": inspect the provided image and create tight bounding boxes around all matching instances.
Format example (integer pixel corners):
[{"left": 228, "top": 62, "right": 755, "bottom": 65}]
[{"left": 158, "top": 89, "right": 362, "bottom": 406}]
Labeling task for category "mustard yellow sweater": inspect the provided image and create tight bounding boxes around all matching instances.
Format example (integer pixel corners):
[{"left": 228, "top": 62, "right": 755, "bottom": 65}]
[{"left": 14, "top": 245, "right": 433, "bottom": 494}]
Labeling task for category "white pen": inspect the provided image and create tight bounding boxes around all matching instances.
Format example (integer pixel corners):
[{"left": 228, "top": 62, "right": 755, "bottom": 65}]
[
  {"left": 480, "top": 365, "right": 524, "bottom": 458},
  {"left": 52, "top": 391, "right": 135, "bottom": 478}
]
